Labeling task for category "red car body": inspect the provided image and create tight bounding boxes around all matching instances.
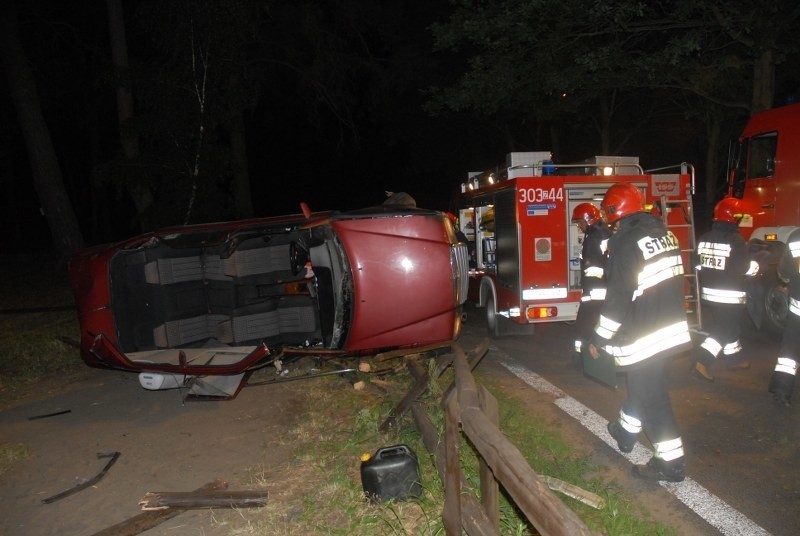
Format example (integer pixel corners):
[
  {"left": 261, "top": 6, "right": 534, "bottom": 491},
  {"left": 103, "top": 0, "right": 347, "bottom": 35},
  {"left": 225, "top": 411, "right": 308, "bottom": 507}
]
[{"left": 69, "top": 205, "right": 469, "bottom": 394}]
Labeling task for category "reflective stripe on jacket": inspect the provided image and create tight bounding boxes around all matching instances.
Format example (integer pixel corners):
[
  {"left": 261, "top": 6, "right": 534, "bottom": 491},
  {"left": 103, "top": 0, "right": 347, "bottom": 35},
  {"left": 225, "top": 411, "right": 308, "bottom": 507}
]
[{"left": 696, "top": 221, "right": 755, "bottom": 305}]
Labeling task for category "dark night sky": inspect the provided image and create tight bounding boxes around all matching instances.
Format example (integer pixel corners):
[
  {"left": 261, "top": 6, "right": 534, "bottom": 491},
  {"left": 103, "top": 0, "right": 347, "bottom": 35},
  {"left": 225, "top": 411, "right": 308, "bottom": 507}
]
[
  {"left": 2, "top": 0, "right": 512, "bottom": 247},
  {"left": 2, "top": 1, "right": 796, "bottom": 251}
]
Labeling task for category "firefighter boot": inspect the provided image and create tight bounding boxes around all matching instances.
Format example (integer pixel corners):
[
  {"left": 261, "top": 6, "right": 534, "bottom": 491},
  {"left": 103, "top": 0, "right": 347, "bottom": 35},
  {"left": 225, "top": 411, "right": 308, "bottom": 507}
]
[
  {"left": 607, "top": 421, "right": 635, "bottom": 453},
  {"left": 690, "top": 361, "right": 715, "bottom": 383},
  {"left": 769, "top": 372, "right": 793, "bottom": 407},
  {"left": 632, "top": 457, "right": 685, "bottom": 483}
]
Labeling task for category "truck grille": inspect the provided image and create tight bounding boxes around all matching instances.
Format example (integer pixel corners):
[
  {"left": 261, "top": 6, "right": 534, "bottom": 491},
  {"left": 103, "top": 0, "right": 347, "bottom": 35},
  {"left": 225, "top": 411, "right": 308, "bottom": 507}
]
[{"left": 451, "top": 244, "right": 470, "bottom": 305}]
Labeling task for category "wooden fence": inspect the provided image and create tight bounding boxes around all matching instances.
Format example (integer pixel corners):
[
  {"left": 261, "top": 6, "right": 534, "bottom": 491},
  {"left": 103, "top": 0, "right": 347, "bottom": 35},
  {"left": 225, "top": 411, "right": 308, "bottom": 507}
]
[{"left": 381, "top": 339, "right": 598, "bottom": 536}]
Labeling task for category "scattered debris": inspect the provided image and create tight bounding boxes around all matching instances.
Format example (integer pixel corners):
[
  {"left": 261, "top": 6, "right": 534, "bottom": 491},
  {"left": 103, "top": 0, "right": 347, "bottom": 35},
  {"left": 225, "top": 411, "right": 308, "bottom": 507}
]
[
  {"left": 540, "top": 475, "right": 605, "bottom": 509},
  {"left": 246, "top": 367, "right": 357, "bottom": 386},
  {"left": 28, "top": 409, "right": 71, "bottom": 421},
  {"left": 42, "top": 451, "right": 120, "bottom": 504},
  {"left": 90, "top": 480, "right": 228, "bottom": 536},
  {"left": 139, "top": 488, "right": 268, "bottom": 510},
  {"left": 353, "top": 380, "right": 366, "bottom": 391}
]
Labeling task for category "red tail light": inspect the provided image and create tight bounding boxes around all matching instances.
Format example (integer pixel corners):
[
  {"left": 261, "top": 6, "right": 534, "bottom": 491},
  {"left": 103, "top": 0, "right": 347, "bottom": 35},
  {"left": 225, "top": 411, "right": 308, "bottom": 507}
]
[{"left": 526, "top": 306, "right": 557, "bottom": 320}]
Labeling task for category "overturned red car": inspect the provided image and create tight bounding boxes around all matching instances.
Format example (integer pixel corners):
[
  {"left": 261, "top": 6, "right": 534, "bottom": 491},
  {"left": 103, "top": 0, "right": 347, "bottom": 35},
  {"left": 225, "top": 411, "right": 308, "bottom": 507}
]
[{"left": 69, "top": 204, "right": 469, "bottom": 398}]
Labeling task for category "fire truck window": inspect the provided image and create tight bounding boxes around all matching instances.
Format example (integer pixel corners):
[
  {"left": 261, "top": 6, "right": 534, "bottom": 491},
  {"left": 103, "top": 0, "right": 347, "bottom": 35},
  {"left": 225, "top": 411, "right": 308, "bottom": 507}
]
[{"left": 748, "top": 132, "right": 777, "bottom": 179}]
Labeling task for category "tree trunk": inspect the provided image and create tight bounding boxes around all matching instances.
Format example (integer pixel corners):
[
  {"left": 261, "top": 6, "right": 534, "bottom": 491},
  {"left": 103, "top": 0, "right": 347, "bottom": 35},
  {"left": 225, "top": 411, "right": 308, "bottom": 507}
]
[
  {"left": 230, "top": 109, "right": 254, "bottom": 219},
  {"left": 704, "top": 112, "right": 722, "bottom": 206},
  {"left": 751, "top": 48, "right": 775, "bottom": 113},
  {"left": 106, "top": 0, "right": 154, "bottom": 229},
  {"left": 0, "top": 2, "right": 84, "bottom": 261}
]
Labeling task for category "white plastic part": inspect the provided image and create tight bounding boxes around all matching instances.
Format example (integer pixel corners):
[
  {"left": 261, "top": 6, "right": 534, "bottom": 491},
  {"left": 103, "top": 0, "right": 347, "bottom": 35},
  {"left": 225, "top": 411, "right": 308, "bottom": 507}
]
[{"left": 138, "top": 372, "right": 187, "bottom": 390}]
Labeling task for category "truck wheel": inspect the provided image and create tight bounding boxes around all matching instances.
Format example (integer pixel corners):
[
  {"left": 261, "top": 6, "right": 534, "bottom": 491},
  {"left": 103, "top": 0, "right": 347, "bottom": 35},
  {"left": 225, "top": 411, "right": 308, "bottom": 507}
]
[
  {"left": 485, "top": 294, "right": 502, "bottom": 338},
  {"left": 762, "top": 274, "right": 788, "bottom": 334}
]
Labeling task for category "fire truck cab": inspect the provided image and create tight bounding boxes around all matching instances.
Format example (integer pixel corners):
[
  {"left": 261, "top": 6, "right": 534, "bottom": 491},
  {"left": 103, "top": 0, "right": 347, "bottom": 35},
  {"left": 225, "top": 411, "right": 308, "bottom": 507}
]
[
  {"left": 728, "top": 102, "right": 800, "bottom": 332},
  {"left": 452, "top": 152, "right": 696, "bottom": 337}
]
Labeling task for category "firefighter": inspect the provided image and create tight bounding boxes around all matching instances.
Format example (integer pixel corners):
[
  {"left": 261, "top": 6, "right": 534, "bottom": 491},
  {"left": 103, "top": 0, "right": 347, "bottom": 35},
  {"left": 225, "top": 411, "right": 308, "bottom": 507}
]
[
  {"left": 768, "top": 227, "right": 800, "bottom": 406},
  {"left": 690, "top": 197, "right": 759, "bottom": 382},
  {"left": 571, "top": 203, "right": 611, "bottom": 367},
  {"left": 588, "top": 182, "right": 691, "bottom": 482}
]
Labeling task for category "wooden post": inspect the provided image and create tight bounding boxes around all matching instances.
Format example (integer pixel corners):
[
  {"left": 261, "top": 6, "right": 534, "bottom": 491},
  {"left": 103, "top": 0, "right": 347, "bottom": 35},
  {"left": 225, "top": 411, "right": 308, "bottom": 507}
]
[
  {"left": 443, "top": 394, "right": 462, "bottom": 535},
  {"left": 478, "top": 384, "right": 500, "bottom": 531}
]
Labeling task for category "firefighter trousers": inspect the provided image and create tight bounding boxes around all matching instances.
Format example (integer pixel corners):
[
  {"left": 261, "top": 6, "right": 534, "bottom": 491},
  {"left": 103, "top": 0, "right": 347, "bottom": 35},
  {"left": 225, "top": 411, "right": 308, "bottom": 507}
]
[
  {"left": 692, "top": 301, "right": 746, "bottom": 367},
  {"left": 574, "top": 298, "right": 603, "bottom": 353},
  {"left": 619, "top": 355, "right": 682, "bottom": 456},
  {"left": 770, "top": 307, "right": 800, "bottom": 399}
]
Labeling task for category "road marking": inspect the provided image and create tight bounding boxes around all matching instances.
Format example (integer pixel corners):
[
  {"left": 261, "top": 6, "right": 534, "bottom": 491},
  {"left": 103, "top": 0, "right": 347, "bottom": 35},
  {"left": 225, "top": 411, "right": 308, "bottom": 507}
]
[{"left": 498, "top": 356, "right": 772, "bottom": 536}]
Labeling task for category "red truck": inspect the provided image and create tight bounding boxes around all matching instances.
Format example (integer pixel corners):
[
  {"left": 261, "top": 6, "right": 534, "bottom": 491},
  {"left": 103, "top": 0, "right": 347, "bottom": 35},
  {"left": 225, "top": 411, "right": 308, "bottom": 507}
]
[
  {"left": 729, "top": 102, "right": 800, "bottom": 332},
  {"left": 451, "top": 152, "right": 698, "bottom": 336}
]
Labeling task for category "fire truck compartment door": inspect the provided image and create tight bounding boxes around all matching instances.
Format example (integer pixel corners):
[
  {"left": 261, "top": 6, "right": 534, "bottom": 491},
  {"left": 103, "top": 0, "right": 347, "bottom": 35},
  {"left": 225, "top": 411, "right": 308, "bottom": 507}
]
[{"left": 566, "top": 186, "right": 610, "bottom": 290}]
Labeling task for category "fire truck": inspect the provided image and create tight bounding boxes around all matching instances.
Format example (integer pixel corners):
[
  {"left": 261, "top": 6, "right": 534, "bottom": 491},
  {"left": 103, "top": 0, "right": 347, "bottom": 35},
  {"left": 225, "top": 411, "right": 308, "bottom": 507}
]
[
  {"left": 452, "top": 152, "right": 698, "bottom": 337},
  {"left": 728, "top": 102, "right": 800, "bottom": 332}
]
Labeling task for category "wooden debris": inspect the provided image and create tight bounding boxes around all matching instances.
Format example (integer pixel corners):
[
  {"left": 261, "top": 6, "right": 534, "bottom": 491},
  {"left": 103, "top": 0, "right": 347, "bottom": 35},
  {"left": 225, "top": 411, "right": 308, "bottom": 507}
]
[
  {"left": 28, "top": 409, "right": 71, "bottom": 421},
  {"left": 373, "top": 341, "right": 451, "bottom": 362},
  {"left": 90, "top": 480, "right": 228, "bottom": 536},
  {"left": 540, "top": 475, "right": 605, "bottom": 509},
  {"left": 139, "top": 489, "right": 268, "bottom": 510},
  {"left": 369, "top": 378, "right": 392, "bottom": 390}
]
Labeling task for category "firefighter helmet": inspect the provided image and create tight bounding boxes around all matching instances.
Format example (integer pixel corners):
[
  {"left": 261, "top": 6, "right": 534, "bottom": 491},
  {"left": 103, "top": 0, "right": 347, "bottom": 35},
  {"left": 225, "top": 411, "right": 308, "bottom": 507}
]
[
  {"left": 571, "top": 203, "right": 601, "bottom": 225},
  {"left": 713, "top": 196, "right": 746, "bottom": 223},
  {"left": 601, "top": 183, "right": 645, "bottom": 224}
]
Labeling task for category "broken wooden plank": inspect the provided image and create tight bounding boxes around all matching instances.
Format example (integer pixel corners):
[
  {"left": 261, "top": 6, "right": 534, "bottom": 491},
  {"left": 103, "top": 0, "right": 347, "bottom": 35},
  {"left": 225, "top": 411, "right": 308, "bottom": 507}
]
[
  {"left": 540, "top": 475, "right": 605, "bottom": 510},
  {"left": 90, "top": 479, "right": 228, "bottom": 536},
  {"left": 139, "top": 489, "right": 268, "bottom": 510}
]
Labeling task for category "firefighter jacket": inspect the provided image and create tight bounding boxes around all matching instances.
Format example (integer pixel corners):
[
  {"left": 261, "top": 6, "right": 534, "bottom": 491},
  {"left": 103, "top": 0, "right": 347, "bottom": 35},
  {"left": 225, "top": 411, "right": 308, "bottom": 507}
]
[
  {"left": 590, "top": 212, "right": 691, "bottom": 367},
  {"left": 579, "top": 221, "right": 611, "bottom": 301},
  {"left": 778, "top": 227, "right": 800, "bottom": 314},
  {"left": 696, "top": 221, "right": 758, "bottom": 304}
]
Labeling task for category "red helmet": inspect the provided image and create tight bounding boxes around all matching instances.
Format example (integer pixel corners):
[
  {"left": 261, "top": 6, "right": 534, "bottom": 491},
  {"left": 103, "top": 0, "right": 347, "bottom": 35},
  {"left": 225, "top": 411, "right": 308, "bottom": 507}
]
[
  {"left": 571, "top": 203, "right": 601, "bottom": 225},
  {"left": 601, "top": 183, "right": 645, "bottom": 224},
  {"left": 713, "top": 197, "right": 745, "bottom": 223}
]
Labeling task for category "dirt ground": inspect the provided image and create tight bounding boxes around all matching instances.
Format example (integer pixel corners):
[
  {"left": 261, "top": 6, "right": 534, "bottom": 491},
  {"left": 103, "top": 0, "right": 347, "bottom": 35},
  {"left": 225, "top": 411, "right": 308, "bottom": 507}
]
[
  {"left": 0, "top": 365, "right": 311, "bottom": 536},
  {"left": 1, "top": 328, "right": 718, "bottom": 536}
]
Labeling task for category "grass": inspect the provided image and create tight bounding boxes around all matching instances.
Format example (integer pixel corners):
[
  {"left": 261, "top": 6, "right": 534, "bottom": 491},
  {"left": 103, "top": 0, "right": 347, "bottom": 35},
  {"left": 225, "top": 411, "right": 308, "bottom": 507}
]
[
  {"left": 220, "top": 356, "right": 678, "bottom": 536},
  {"left": 0, "top": 443, "right": 30, "bottom": 477},
  {"left": 0, "top": 263, "right": 84, "bottom": 393}
]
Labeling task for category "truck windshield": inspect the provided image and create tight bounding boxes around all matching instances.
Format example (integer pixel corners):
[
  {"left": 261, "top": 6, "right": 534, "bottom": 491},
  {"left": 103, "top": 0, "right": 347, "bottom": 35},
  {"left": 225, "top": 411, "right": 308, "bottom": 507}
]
[{"left": 747, "top": 132, "right": 778, "bottom": 179}]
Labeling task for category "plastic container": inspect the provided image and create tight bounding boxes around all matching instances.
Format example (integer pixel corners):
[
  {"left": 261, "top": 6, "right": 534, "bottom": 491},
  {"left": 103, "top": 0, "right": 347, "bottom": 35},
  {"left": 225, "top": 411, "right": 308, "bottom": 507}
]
[{"left": 360, "top": 444, "right": 421, "bottom": 503}]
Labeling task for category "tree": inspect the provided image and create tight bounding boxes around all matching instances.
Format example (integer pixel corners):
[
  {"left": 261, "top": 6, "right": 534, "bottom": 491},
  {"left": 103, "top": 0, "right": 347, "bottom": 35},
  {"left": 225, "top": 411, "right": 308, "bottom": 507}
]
[
  {"left": 0, "top": 2, "right": 84, "bottom": 261},
  {"left": 98, "top": 0, "right": 264, "bottom": 228},
  {"left": 429, "top": 0, "right": 800, "bottom": 204}
]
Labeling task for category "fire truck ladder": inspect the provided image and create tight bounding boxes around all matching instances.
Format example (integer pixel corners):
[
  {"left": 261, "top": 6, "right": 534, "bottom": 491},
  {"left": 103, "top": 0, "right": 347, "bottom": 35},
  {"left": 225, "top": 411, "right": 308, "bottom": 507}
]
[{"left": 660, "top": 193, "right": 702, "bottom": 331}]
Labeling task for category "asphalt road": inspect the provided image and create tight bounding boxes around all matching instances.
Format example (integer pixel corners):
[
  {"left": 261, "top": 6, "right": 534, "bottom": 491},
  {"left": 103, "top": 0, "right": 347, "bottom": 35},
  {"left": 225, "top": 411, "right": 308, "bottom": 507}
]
[{"left": 466, "top": 307, "right": 799, "bottom": 536}]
